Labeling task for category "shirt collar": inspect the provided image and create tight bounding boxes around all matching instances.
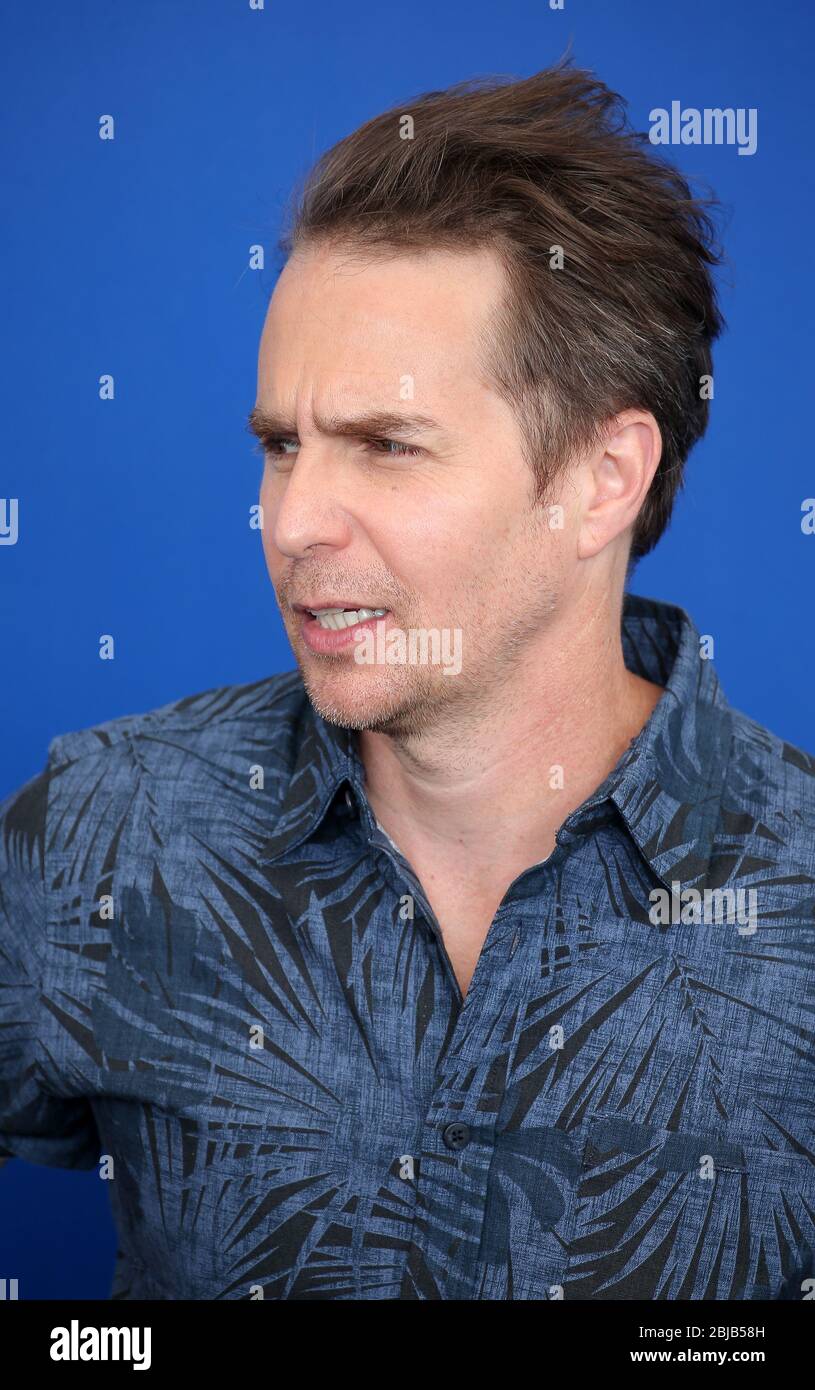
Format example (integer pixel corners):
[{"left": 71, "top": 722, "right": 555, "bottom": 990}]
[
  {"left": 260, "top": 593, "right": 733, "bottom": 894},
  {"left": 559, "top": 593, "right": 733, "bottom": 893}
]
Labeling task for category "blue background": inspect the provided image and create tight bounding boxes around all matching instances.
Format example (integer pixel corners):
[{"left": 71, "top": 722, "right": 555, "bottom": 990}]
[{"left": 1, "top": 0, "right": 812, "bottom": 1299}]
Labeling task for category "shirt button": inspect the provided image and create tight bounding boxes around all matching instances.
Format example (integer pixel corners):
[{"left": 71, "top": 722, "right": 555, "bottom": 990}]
[{"left": 442, "top": 1121, "right": 471, "bottom": 1151}]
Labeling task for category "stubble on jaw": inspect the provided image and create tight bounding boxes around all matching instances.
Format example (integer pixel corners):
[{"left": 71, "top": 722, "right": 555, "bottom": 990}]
[
  {"left": 295, "top": 642, "right": 450, "bottom": 737},
  {"left": 290, "top": 587, "right": 558, "bottom": 745}
]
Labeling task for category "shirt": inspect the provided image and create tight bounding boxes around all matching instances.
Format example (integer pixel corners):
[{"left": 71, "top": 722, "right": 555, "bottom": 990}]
[{"left": 1, "top": 591, "right": 814, "bottom": 1301}]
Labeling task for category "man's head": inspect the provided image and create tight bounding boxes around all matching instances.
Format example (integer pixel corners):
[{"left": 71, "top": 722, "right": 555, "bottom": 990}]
[{"left": 252, "top": 62, "right": 723, "bottom": 733}]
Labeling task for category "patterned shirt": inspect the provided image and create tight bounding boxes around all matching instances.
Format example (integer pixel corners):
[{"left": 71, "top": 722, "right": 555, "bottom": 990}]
[{"left": 1, "top": 592, "right": 814, "bottom": 1301}]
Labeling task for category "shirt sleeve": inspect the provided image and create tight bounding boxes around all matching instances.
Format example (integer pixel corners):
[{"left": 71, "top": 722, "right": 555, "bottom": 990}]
[{"left": 0, "top": 760, "right": 100, "bottom": 1170}]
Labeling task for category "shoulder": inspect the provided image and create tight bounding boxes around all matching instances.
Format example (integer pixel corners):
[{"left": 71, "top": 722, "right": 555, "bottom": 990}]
[
  {"left": 1, "top": 671, "right": 310, "bottom": 864},
  {"left": 45, "top": 670, "right": 307, "bottom": 771},
  {"left": 721, "top": 703, "right": 815, "bottom": 870}
]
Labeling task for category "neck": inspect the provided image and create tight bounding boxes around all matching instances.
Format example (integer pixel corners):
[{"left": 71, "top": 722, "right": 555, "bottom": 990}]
[{"left": 356, "top": 590, "right": 664, "bottom": 884}]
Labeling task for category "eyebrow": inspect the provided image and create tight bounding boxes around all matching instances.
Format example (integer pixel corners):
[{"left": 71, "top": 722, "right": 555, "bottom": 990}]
[{"left": 246, "top": 404, "right": 443, "bottom": 443}]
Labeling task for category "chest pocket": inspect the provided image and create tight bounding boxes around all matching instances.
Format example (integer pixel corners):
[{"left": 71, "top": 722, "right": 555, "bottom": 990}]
[{"left": 563, "top": 1115, "right": 815, "bottom": 1301}]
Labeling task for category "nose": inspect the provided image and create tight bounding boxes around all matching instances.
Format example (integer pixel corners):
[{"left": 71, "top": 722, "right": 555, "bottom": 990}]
[{"left": 268, "top": 444, "right": 353, "bottom": 559}]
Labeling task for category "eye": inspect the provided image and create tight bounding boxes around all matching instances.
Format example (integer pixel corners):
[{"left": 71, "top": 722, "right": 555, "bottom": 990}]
[
  {"left": 363, "top": 437, "right": 423, "bottom": 458},
  {"left": 258, "top": 438, "right": 299, "bottom": 456},
  {"left": 252, "top": 435, "right": 423, "bottom": 467},
  {"left": 255, "top": 438, "right": 299, "bottom": 471}
]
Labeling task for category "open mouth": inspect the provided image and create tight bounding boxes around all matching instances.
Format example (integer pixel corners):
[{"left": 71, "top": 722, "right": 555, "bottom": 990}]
[{"left": 305, "top": 607, "right": 389, "bottom": 631}]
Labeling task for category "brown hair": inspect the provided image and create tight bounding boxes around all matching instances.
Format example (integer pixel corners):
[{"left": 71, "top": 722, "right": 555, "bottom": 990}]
[{"left": 280, "top": 59, "right": 724, "bottom": 564}]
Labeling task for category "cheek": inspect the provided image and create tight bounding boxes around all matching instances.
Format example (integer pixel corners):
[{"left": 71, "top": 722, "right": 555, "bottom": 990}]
[
  {"left": 258, "top": 483, "right": 282, "bottom": 573},
  {"left": 397, "top": 496, "right": 499, "bottom": 600},
  {"left": 392, "top": 488, "right": 478, "bottom": 563},
  {"left": 383, "top": 520, "right": 454, "bottom": 596},
  {"left": 258, "top": 464, "right": 275, "bottom": 511}
]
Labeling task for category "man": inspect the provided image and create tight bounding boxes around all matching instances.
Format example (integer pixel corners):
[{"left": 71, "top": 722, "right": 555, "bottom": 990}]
[{"left": 2, "top": 62, "right": 814, "bottom": 1301}]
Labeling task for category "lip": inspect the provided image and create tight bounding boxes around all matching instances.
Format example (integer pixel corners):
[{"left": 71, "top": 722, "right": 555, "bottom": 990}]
[
  {"left": 295, "top": 606, "right": 391, "bottom": 655},
  {"left": 292, "top": 601, "right": 383, "bottom": 614}
]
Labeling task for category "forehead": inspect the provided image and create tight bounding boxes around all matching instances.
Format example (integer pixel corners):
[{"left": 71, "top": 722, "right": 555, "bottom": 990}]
[{"left": 258, "top": 241, "right": 507, "bottom": 391}]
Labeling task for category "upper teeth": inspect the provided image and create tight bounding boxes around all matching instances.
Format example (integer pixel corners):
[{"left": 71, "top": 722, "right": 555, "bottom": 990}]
[{"left": 310, "top": 607, "right": 387, "bottom": 630}]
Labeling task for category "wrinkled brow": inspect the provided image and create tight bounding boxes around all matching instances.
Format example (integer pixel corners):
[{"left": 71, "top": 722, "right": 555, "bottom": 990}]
[{"left": 246, "top": 404, "right": 443, "bottom": 440}]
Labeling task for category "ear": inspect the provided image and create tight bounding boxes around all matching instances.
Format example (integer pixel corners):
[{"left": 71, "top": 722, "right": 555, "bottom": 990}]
[{"left": 577, "top": 410, "right": 662, "bottom": 561}]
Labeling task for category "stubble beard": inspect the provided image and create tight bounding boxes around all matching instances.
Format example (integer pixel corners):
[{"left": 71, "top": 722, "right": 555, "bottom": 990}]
[
  {"left": 291, "top": 595, "right": 550, "bottom": 741},
  {"left": 296, "top": 640, "right": 452, "bottom": 736}
]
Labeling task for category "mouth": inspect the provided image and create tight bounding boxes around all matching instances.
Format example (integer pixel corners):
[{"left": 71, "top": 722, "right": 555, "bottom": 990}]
[
  {"left": 292, "top": 602, "right": 392, "bottom": 654},
  {"left": 293, "top": 603, "right": 389, "bottom": 632}
]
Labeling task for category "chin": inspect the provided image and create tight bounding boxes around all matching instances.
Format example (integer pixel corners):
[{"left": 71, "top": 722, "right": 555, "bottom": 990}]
[{"left": 299, "top": 661, "right": 440, "bottom": 736}]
